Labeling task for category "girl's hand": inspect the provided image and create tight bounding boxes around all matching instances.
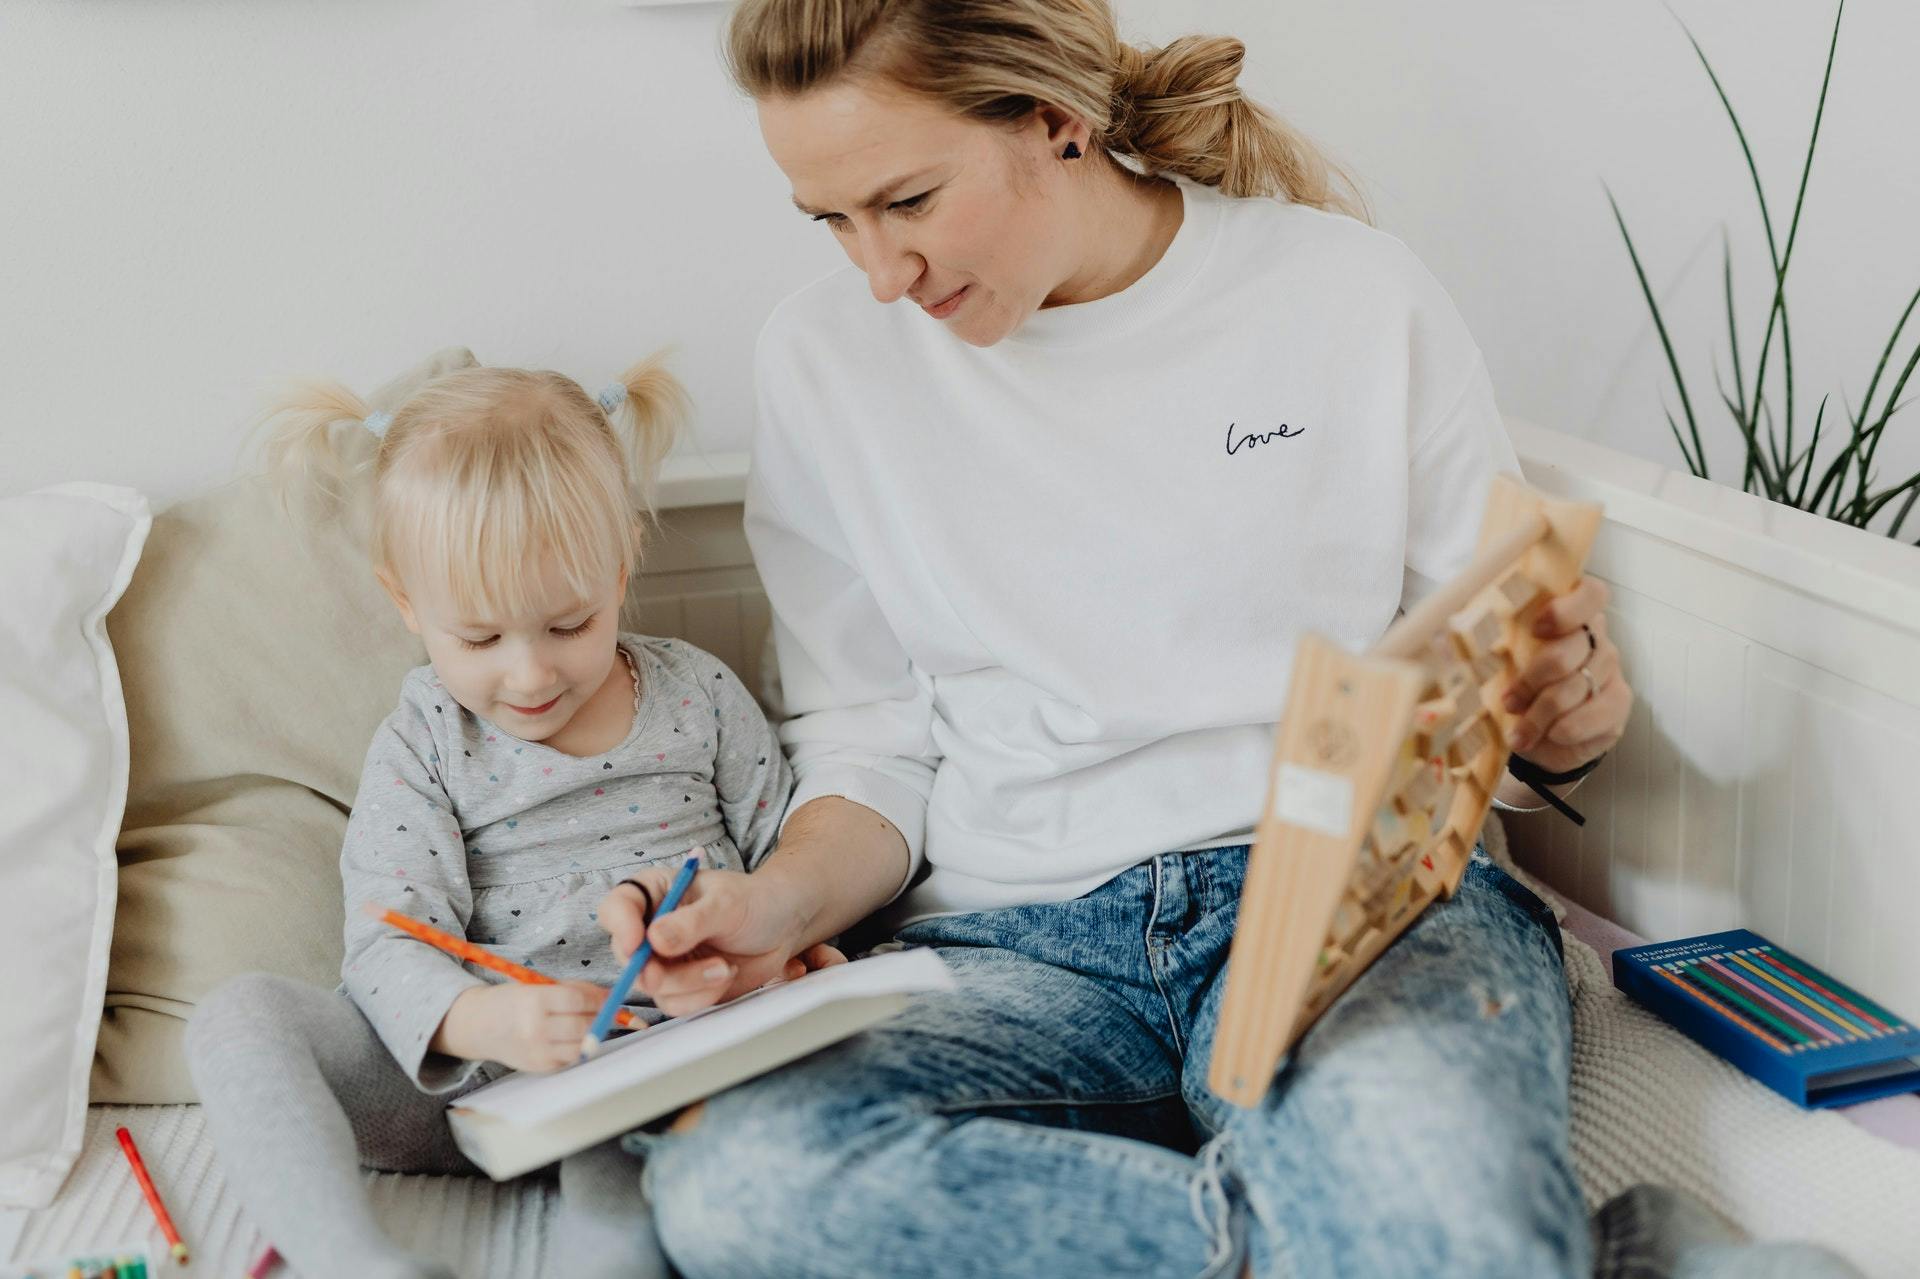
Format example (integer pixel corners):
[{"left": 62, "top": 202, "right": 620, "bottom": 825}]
[
  {"left": 1500, "top": 575, "right": 1633, "bottom": 773},
  {"left": 594, "top": 869, "right": 843, "bottom": 1017},
  {"left": 435, "top": 981, "right": 607, "bottom": 1074}
]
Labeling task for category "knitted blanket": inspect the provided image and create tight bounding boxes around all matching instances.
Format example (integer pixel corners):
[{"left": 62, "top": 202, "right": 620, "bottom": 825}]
[
  {"left": 1485, "top": 815, "right": 1920, "bottom": 1279},
  {"left": 10, "top": 1104, "right": 552, "bottom": 1276}
]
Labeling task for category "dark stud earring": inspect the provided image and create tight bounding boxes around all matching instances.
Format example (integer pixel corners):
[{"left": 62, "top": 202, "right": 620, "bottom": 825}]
[{"left": 1062, "top": 141, "right": 1082, "bottom": 160}]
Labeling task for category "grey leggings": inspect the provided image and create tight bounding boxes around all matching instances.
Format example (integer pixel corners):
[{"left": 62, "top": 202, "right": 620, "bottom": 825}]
[{"left": 185, "top": 973, "right": 664, "bottom": 1279}]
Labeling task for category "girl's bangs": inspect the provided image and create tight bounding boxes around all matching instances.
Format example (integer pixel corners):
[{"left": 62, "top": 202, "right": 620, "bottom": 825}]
[{"left": 380, "top": 447, "right": 633, "bottom": 622}]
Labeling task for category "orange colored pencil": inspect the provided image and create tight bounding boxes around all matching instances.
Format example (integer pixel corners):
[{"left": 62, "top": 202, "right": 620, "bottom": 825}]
[
  {"left": 114, "top": 1125, "right": 188, "bottom": 1265},
  {"left": 362, "top": 905, "right": 639, "bottom": 1029}
]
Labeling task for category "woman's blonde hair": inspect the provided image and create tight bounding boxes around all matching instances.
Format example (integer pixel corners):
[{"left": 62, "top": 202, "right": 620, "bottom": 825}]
[
  {"left": 260, "top": 357, "right": 685, "bottom": 621},
  {"left": 725, "top": 0, "right": 1366, "bottom": 219}
]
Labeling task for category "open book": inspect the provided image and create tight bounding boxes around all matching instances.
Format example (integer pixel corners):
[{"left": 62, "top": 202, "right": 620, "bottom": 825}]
[{"left": 446, "top": 947, "right": 956, "bottom": 1178}]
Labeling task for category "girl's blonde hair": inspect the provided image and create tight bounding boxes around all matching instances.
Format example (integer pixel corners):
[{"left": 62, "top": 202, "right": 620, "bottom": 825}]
[
  {"left": 725, "top": 0, "right": 1367, "bottom": 219},
  {"left": 260, "top": 357, "right": 685, "bottom": 621}
]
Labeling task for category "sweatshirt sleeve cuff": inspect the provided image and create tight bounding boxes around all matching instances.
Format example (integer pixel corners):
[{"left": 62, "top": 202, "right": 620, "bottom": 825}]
[
  {"left": 364, "top": 964, "right": 490, "bottom": 1094},
  {"left": 783, "top": 763, "right": 927, "bottom": 904}
]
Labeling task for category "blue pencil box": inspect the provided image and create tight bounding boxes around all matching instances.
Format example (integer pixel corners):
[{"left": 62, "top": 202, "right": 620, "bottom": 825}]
[{"left": 1613, "top": 928, "right": 1920, "bottom": 1109}]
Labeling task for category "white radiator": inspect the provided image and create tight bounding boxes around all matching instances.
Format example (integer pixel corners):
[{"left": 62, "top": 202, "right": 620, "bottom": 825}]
[
  {"left": 628, "top": 496, "right": 775, "bottom": 706},
  {"left": 1502, "top": 420, "right": 1920, "bottom": 1017}
]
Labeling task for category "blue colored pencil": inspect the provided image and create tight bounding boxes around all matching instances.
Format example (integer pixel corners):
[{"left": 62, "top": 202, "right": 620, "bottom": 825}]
[{"left": 580, "top": 852, "right": 701, "bottom": 1059}]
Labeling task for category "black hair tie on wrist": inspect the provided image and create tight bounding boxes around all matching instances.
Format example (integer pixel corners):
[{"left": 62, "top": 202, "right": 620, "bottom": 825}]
[
  {"left": 620, "top": 877, "right": 657, "bottom": 923},
  {"left": 1506, "top": 751, "right": 1607, "bottom": 827}
]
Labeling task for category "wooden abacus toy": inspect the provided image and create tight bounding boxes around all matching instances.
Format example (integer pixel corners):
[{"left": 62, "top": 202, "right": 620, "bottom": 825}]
[{"left": 1208, "top": 475, "right": 1602, "bottom": 1107}]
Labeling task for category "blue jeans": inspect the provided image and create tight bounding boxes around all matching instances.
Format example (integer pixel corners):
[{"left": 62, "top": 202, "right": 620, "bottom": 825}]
[{"left": 629, "top": 845, "right": 1587, "bottom": 1278}]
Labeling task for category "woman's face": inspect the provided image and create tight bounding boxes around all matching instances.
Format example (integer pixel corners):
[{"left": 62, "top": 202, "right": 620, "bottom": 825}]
[{"left": 758, "top": 78, "right": 1081, "bottom": 348}]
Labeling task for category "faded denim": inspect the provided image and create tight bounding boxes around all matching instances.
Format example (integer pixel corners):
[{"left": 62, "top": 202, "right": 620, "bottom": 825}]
[{"left": 629, "top": 845, "right": 1586, "bottom": 1278}]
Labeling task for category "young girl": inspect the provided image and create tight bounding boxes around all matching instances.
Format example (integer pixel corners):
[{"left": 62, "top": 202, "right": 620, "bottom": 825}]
[{"left": 186, "top": 358, "right": 824, "bottom": 1279}]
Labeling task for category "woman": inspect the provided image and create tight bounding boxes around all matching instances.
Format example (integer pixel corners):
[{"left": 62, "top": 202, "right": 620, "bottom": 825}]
[{"left": 599, "top": 3, "right": 1686, "bottom": 1275}]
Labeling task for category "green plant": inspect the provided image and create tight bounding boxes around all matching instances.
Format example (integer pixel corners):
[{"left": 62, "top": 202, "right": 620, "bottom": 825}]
[{"left": 1607, "top": 0, "right": 1920, "bottom": 543}]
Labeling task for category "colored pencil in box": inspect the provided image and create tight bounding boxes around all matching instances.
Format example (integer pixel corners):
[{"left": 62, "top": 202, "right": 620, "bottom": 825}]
[
  {"left": 1738, "top": 950, "right": 1860, "bottom": 1034},
  {"left": 362, "top": 905, "right": 639, "bottom": 1030},
  {"left": 1774, "top": 941, "right": 1912, "bottom": 1029},
  {"left": 113, "top": 1125, "right": 188, "bottom": 1265},
  {"left": 1731, "top": 950, "right": 1871, "bottom": 1039},
  {"left": 1679, "top": 962, "right": 1809, "bottom": 1047},
  {"left": 1703, "top": 955, "right": 1835, "bottom": 1043},
  {"left": 1756, "top": 948, "right": 1894, "bottom": 1034},
  {"left": 1654, "top": 965, "right": 1790, "bottom": 1052}
]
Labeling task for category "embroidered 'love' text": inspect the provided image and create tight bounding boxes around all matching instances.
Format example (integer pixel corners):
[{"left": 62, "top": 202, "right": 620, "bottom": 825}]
[{"left": 1226, "top": 422, "right": 1305, "bottom": 455}]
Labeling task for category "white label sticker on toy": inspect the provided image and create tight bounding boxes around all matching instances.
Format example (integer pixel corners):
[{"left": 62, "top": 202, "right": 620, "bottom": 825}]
[{"left": 1271, "top": 763, "right": 1354, "bottom": 837}]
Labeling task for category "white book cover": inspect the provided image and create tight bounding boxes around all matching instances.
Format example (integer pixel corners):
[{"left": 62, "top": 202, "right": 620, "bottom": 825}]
[{"left": 447, "top": 948, "right": 955, "bottom": 1178}]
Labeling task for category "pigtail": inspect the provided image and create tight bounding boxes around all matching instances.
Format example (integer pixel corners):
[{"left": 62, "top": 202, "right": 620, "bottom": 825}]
[
  {"left": 255, "top": 377, "right": 382, "bottom": 513},
  {"left": 604, "top": 352, "right": 688, "bottom": 518}
]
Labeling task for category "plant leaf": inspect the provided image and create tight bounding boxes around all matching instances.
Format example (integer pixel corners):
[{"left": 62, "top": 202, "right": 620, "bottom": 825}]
[
  {"left": 1722, "top": 227, "right": 1747, "bottom": 420},
  {"left": 1858, "top": 339, "right": 1920, "bottom": 498},
  {"left": 1860, "top": 470, "right": 1920, "bottom": 523},
  {"left": 1608, "top": 186, "right": 1708, "bottom": 479},
  {"left": 1758, "top": 399, "right": 1786, "bottom": 499},
  {"left": 1664, "top": 406, "right": 1705, "bottom": 477},
  {"left": 1792, "top": 394, "right": 1829, "bottom": 508},
  {"left": 1852, "top": 283, "right": 1920, "bottom": 506},
  {"left": 1681, "top": 4, "right": 1838, "bottom": 492},
  {"left": 1854, "top": 283, "right": 1920, "bottom": 432},
  {"left": 1890, "top": 481, "right": 1920, "bottom": 538}
]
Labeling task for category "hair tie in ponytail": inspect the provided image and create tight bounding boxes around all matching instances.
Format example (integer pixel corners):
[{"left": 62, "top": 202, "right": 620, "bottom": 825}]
[
  {"left": 596, "top": 383, "right": 627, "bottom": 414},
  {"left": 363, "top": 410, "right": 394, "bottom": 440}
]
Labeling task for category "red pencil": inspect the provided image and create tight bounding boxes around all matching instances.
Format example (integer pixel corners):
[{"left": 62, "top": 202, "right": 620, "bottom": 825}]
[
  {"left": 363, "top": 905, "right": 640, "bottom": 1029},
  {"left": 246, "top": 1243, "right": 281, "bottom": 1278},
  {"left": 113, "top": 1125, "right": 189, "bottom": 1265}
]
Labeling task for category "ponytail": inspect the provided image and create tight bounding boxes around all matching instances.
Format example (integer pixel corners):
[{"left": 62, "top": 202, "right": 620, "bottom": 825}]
[
  {"left": 256, "top": 378, "right": 381, "bottom": 513},
  {"left": 600, "top": 352, "right": 688, "bottom": 519},
  {"left": 1107, "top": 36, "right": 1367, "bottom": 219}
]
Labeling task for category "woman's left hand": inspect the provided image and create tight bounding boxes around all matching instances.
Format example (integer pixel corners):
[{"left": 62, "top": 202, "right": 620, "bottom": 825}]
[{"left": 1499, "top": 575, "right": 1633, "bottom": 773}]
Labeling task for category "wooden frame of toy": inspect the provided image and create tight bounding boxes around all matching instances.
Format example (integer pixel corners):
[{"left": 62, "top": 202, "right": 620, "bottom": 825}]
[{"left": 1209, "top": 475, "right": 1602, "bottom": 1107}]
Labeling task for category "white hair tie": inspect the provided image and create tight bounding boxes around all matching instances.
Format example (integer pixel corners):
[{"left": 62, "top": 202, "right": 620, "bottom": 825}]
[
  {"left": 363, "top": 410, "right": 395, "bottom": 439},
  {"left": 596, "top": 383, "right": 626, "bottom": 414}
]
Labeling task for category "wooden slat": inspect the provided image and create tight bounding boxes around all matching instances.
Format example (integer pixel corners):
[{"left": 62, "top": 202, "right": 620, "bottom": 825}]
[
  {"left": 1208, "top": 635, "right": 1424, "bottom": 1106},
  {"left": 1376, "top": 514, "right": 1546, "bottom": 661},
  {"left": 681, "top": 590, "right": 746, "bottom": 679}
]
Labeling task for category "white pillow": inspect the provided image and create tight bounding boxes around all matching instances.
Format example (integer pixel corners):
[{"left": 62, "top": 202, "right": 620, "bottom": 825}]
[{"left": 0, "top": 483, "right": 149, "bottom": 1207}]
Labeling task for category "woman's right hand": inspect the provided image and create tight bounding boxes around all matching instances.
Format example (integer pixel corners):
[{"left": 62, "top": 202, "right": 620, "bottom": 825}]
[{"left": 595, "top": 868, "right": 844, "bottom": 1016}]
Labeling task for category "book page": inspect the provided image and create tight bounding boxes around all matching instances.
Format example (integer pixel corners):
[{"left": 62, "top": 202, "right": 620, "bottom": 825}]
[{"left": 454, "top": 948, "right": 955, "bottom": 1126}]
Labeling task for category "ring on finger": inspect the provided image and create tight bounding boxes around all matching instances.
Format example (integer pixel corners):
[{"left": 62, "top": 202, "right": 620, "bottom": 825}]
[
  {"left": 1580, "top": 664, "right": 1598, "bottom": 703},
  {"left": 620, "top": 876, "right": 657, "bottom": 922}
]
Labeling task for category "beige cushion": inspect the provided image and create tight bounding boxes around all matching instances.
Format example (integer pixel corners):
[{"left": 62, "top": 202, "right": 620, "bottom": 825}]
[{"left": 97, "top": 350, "right": 472, "bottom": 1102}]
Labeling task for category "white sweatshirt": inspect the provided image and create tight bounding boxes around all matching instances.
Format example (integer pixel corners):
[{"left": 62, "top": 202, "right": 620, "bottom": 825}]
[{"left": 744, "top": 179, "right": 1521, "bottom": 925}]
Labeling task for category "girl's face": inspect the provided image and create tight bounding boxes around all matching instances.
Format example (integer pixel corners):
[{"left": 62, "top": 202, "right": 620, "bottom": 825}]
[
  {"left": 757, "top": 79, "right": 1089, "bottom": 348},
  {"left": 380, "top": 562, "right": 628, "bottom": 742}
]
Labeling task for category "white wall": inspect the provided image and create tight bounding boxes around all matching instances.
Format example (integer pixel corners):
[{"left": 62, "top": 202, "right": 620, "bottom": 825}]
[
  {"left": 0, "top": 0, "right": 840, "bottom": 507},
  {"left": 5, "top": 0, "right": 1919, "bottom": 531}
]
